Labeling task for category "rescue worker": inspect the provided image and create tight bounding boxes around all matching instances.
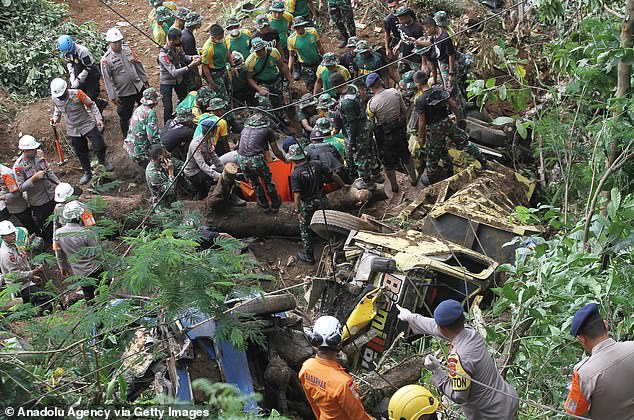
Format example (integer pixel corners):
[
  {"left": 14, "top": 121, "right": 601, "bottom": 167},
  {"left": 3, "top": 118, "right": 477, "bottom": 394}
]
[
  {"left": 0, "top": 220, "right": 49, "bottom": 311},
  {"left": 124, "top": 88, "right": 162, "bottom": 167},
  {"left": 419, "top": 17, "right": 462, "bottom": 104},
  {"left": 298, "top": 93, "right": 319, "bottom": 142},
  {"left": 54, "top": 200, "right": 105, "bottom": 302},
  {"left": 230, "top": 52, "right": 254, "bottom": 105},
  {"left": 201, "top": 24, "right": 234, "bottom": 102},
  {"left": 388, "top": 385, "right": 440, "bottom": 420},
  {"left": 244, "top": 38, "right": 293, "bottom": 121},
  {"left": 353, "top": 40, "right": 397, "bottom": 87},
  {"left": 148, "top": 0, "right": 177, "bottom": 28},
  {"left": 170, "top": 7, "right": 190, "bottom": 30},
  {"left": 392, "top": 7, "right": 424, "bottom": 74},
  {"left": 13, "top": 135, "right": 60, "bottom": 246},
  {"left": 50, "top": 78, "right": 111, "bottom": 184},
  {"left": 319, "top": 0, "right": 356, "bottom": 47},
  {"left": 396, "top": 299, "right": 519, "bottom": 419},
  {"left": 177, "top": 85, "right": 213, "bottom": 124},
  {"left": 224, "top": 16, "right": 252, "bottom": 60},
  {"left": 434, "top": 11, "right": 454, "bottom": 36},
  {"left": 184, "top": 118, "right": 224, "bottom": 200},
  {"left": 339, "top": 36, "right": 358, "bottom": 76},
  {"left": 365, "top": 73, "right": 417, "bottom": 191},
  {"left": 161, "top": 107, "right": 196, "bottom": 157},
  {"left": 288, "top": 144, "right": 346, "bottom": 263},
  {"left": 57, "top": 34, "right": 107, "bottom": 112},
  {"left": 287, "top": 16, "right": 324, "bottom": 92},
  {"left": 152, "top": 6, "right": 173, "bottom": 46},
  {"left": 311, "top": 117, "right": 346, "bottom": 158},
  {"left": 305, "top": 127, "right": 346, "bottom": 179},
  {"left": 286, "top": 0, "right": 317, "bottom": 22},
  {"left": 253, "top": 15, "right": 281, "bottom": 50},
  {"left": 236, "top": 113, "right": 287, "bottom": 213},
  {"left": 207, "top": 98, "right": 235, "bottom": 156},
  {"left": 299, "top": 315, "right": 372, "bottom": 419},
  {"left": 101, "top": 27, "right": 150, "bottom": 138},
  {"left": 182, "top": 11, "right": 204, "bottom": 91},
  {"left": 415, "top": 72, "right": 489, "bottom": 186},
  {"left": 269, "top": 1, "right": 293, "bottom": 60},
  {"left": 146, "top": 144, "right": 186, "bottom": 210},
  {"left": 159, "top": 28, "right": 202, "bottom": 124},
  {"left": 314, "top": 52, "right": 351, "bottom": 97},
  {"left": 0, "top": 164, "right": 39, "bottom": 236},
  {"left": 182, "top": 11, "right": 204, "bottom": 56},
  {"left": 383, "top": 0, "right": 402, "bottom": 60},
  {"left": 564, "top": 303, "right": 634, "bottom": 418},
  {"left": 330, "top": 72, "right": 383, "bottom": 190},
  {"left": 316, "top": 93, "right": 339, "bottom": 125}
]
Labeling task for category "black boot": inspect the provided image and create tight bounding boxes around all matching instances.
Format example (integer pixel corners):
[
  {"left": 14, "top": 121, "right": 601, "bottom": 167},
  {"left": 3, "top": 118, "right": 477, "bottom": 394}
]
[
  {"left": 419, "top": 169, "right": 440, "bottom": 187},
  {"left": 270, "top": 194, "right": 282, "bottom": 213},
  {"left": 78, "top": 156, "right": 93, "bottom": 185},
  {"left": 96, "top": 150, "right": 113, "bottom": 171}
]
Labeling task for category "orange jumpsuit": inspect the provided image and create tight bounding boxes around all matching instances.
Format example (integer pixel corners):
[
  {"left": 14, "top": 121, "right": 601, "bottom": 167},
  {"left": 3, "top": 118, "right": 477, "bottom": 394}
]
[{"left": 299, "top": 355, "right": 372, "bottom": 420}]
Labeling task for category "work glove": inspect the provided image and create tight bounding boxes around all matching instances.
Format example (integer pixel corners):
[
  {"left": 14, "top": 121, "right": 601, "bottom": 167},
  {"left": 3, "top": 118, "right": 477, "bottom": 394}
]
[
  {"left": 71, "top": 79, "right": 80, "bottom": 89},
  {"left": 424, "top": 354, "right": 441, "bottom": 371},
  {"left": 395, "top": 304, "right": 412, "bottom": 322}
]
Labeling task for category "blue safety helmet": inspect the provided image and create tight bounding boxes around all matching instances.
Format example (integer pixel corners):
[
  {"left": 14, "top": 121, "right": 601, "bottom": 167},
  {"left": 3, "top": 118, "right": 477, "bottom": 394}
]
[{"left": 57, "top": 35, "right": 75, "bottom": 54}]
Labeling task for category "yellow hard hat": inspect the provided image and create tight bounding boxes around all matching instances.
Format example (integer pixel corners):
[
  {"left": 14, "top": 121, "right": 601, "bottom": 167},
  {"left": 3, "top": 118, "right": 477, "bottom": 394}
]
[{"left": 388, "top": 385, "right": 439, "bottom": 420}]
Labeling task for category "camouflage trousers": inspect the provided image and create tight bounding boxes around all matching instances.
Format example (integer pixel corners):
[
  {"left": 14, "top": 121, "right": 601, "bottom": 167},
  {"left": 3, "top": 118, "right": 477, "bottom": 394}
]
[
  {"left": 258, "top": 77, "right": 285, "bottom": 121},
  {"left": 299, "top": 196, "right": 328, "bottom": 255},
  {"left": 438, "top": 61, "right": 465, "bottom": 114},
  {"left": 300, "top": 63, "right": 319, "bottom": 93},
  {"left": 328, "top": 0, "right": 356, "bottom": 39},
  {"left": 210, "top": 69, "right": 231, "bottom": 102},
  {"left": 425, "top": 117, "right": 484, "bottom": 174},
  {"left": 345, "top": 121, "right": 382, "bottom": 182},
  {"left": 236, "top": 153, "right": 280, "bottom": 206}
]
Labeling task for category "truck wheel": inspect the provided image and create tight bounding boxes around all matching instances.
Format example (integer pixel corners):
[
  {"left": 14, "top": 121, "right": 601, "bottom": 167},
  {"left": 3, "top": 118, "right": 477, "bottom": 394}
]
[{"left": 310, "top": 210, "right": 377, "bottom": 240}]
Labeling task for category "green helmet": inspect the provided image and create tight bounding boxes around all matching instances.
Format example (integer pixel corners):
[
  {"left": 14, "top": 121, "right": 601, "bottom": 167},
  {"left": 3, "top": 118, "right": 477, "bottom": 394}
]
[
  {"left": 174, "top": 107, "right": 195, "bottom": 123},
  {"left": 314, "top": 117, "right": 333, "bottom": 133},
  {"left": 299, "top": 93, "right": 318, "bottom": 109},
  {"left": 173, "top": 7, "right": 191, "bottom": 20},
  {"left": 321, "top": 52, "right": 338, "bottom": 67},
  {"left": 346, "top": 36, "right": 359, "bottom": 48},
  {"left": 292, "top": 16, "right": 309, "bottom": 28},
  {"left": 195, "top": 86, "right": 213, "bottom": 106},
  {"left": 141, "top": 87, "right": 163, "bottom": 105},
  {"left": 250, "top": 37, "right": 268, "bottom": 52},
  {"left": 184, "top": 11, "right": 204, "bottom": 28},
  {"left": 286, "top": 144, "right": 306, "bottom": 161},
  {"left": 226, "top": 16, "right": 240, "bottom": 28},
  {"left": 154, "top": 6, "right": 173, "bottom": 23},
  {"left": 354, "top": 40, "right": 371, "bottom": 53},
  {"left": 208, "top": 98, "right": 227, "bottom": 111},
  {"left": 269, "top": 0, "right": 285, "bottom": 12},
  {"left": 434, "top": 10, "right": 449, "bottom": 27},
  {"left": 246, "top": 113, "right": 270, "bottom": 128},
  {"left": 393, "top": 6, "right": 412, "bottom": 17},
  {"left": 399, "top": 70, "right": 416, "bottom": 91},
  {"left": 254, "top": 14, "right": 270, "bottom": 29}
]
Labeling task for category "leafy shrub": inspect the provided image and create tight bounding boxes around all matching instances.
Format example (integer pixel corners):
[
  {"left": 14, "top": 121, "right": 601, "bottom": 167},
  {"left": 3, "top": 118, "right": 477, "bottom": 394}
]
[{"left": 0, "top": 0, "right": 104, "bottom": 98}]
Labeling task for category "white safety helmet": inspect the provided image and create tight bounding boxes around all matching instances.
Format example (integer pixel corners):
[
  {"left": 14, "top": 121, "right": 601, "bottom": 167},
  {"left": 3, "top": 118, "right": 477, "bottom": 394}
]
[
  {"left": 62, "top": 200, "right": 84, "bottom": 222},
  {"left": 308, "top": 316, "right": 343, "bottom": 349},
  {"left": 50, "top": 78, "right": 68, "bottom": 98},
  {"left": 54, "top": 182, "right": 75, "bottom": 203},
  {"left": 0, "top": 220, "right": 17, "bottom": 236},
  {"left": 18, "top": 135, "right": 41, "bottom": 150},
  {"left": 105, "top": 27, "right": 124, "bottom": 43}
]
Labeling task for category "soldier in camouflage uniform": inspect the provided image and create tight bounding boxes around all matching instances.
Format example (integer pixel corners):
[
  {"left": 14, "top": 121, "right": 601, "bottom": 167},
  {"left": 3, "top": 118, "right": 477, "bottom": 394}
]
[
  {"left": 145, "top": 143, "right": 186, "bottom": 211},
  {"left": 319, "top": 0, "right": 356, "bottom": 47},
  {"left": 236, "top": 113, "right": 288, "bottom": 212},
  {"left": 331, "top": 72, "right": 383, "bottom": 190},
  {"left": 124, "top": 88, "right": 162, "bottom": 168},
  {"left": 316, "top": 93, "right": 339, "bottom": 125},
  {"left": 415, "top": 72, "right": 489, "bottom": 186},
  {"left": 288, "top": 144, "right": 346, "bottom": 263}
]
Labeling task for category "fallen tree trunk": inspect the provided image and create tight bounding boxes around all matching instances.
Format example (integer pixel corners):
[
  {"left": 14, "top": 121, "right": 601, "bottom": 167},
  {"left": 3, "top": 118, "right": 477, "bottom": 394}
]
[
  {"left": 359, "top": 354, "right": 426, "bottom": 411},
  {"left": 207, "top": 163, "right": 239, "bottom": 210}
]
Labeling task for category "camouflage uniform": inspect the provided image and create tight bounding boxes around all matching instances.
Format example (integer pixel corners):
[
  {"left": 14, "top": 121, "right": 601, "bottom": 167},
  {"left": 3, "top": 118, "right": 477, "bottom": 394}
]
[
  {"left": 425, "top": 117, "right": 484, "bottom": 174},
  {"left": 124, "top": 104, "right": 160, "bottom": 167},
  {"left": 337, "top": 84, "right": 381, "bottom": 183},
  {"left": 145, "top": 157, "right": 186, "bottom": 212},
  {"left": 236, "top": 154, "right": 279, "bottom": 206},
  {"left": 299, "top": 196, "right": 328, "bottom": 255},
  {"left": 327, "top": 0, "right": 356, "bottom": 40}
]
